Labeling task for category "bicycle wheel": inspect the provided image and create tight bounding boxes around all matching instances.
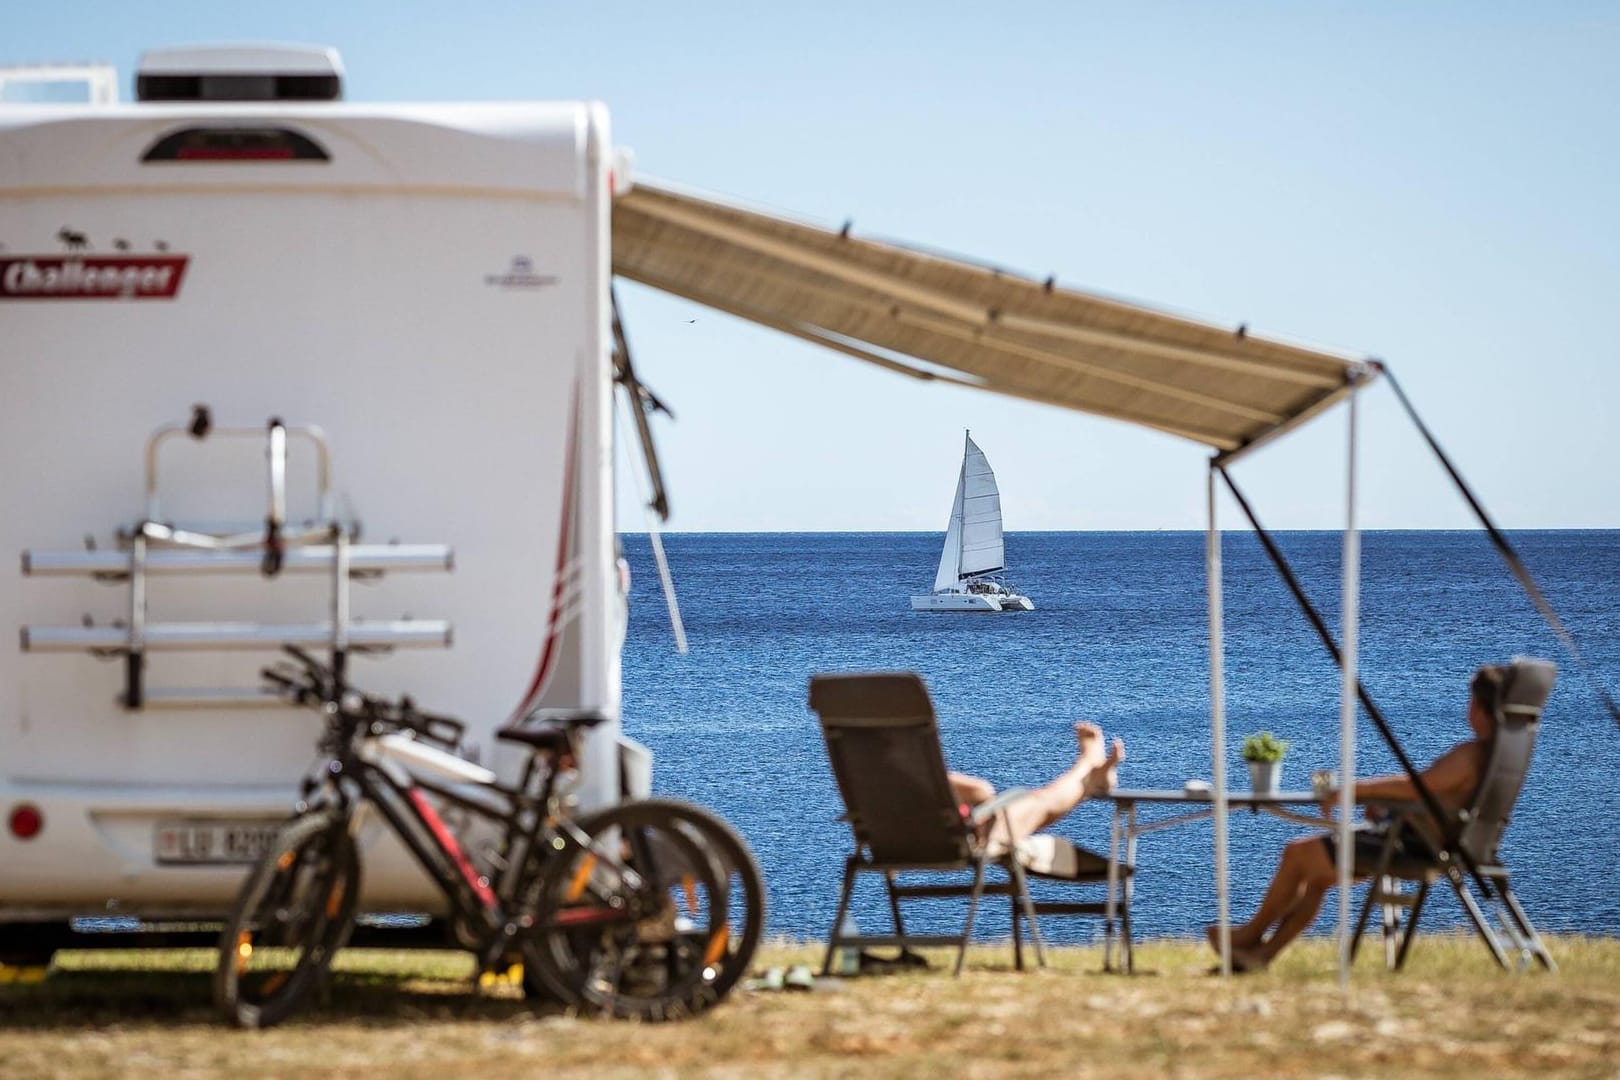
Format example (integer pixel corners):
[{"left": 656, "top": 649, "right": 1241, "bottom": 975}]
[
  {"left": 213, "top": 808, "right": 361, "bottom": 1029},
  {"left": 644, "top": 800, "right": 767, "bottom": 1002},
  {"left": 521, "top": 799, "right": 735, "bottom": 1021}
]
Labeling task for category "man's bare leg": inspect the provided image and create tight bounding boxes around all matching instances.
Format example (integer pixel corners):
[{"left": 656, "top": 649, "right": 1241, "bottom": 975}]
[
  {"left": 995, "top": 722, "right": 1125, "bottom": 847},
  {"left": 1212, "top": 837, "right": 1337, "bottom": 958},
  {"left": 1226, "top": 840, "right": 1314, "bottom": 947},
  {"left": 1256, "top": 880, "right": 1331, "bottom": 964}
]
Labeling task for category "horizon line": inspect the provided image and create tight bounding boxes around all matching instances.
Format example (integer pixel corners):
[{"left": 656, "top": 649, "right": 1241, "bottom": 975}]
[{"left": 618, "top": 526, "right": 1620, "bottom": 535}]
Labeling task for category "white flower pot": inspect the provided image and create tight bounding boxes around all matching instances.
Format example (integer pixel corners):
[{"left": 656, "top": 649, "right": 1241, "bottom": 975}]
[{"left": 1248, "top": 760, "right": 1281, "bottom": 794}]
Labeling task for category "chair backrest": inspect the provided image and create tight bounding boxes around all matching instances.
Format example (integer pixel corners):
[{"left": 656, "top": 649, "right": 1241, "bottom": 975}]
[
  {"left": 1458, "top": 657, "right": 1556, "bottom": 865},
  {"left": 808, "top": 672, "right": 974, "bottom": 866}
]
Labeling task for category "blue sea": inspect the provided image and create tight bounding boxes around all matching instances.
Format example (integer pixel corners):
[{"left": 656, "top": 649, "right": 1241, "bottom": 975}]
[{"left": 620, "top": 531, "right": 1620, "bottom": 945}]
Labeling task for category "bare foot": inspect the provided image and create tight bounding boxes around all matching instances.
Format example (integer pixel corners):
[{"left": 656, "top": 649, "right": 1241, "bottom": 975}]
[
  {"left": 1074, "top": 721, "right": 1106, "bottom": 766},
  {"left": 1230, "top": 944, "right": 1270, "bottom": 973},
  {"left": 1206, "top": 922, "right": 1262, "bottom": 953},
  {"left": 1204, "top": 926, "right": 1269, "bottom": 971},
  {"left": 1083, "top": 736, "right": 1125, "bottom": 797}
]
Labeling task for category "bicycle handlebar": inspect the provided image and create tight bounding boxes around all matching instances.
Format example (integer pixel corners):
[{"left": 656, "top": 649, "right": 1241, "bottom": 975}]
[{"left": 261, "top": 646, "right": 466, "bottom": 752}]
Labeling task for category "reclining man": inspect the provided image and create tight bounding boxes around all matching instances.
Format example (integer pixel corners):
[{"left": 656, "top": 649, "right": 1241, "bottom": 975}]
[
  {"left": 1211, "top": 665, "right": 1504, "bottom": 971},
  {"left": 948, "top": 721, "right": 1125, "bottom": 860}
]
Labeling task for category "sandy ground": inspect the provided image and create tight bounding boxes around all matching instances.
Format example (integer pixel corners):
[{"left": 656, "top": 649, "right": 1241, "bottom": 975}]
[{"left": 1, "top": 936, "right": 1617, "bottom": 1079}]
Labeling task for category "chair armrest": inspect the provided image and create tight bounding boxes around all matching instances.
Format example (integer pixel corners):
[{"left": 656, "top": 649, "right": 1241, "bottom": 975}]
[
  {"left": 967, "top": 786, "right": 1031, "bottom": 826},
  {"left": 1364, "top": 798, "right": 1456, "bottom": 826},
  {"left": 1359, "top": 797, "right": 1424, "bottom": 815},
  {"left": 1364, "top": 800, "right": 1471, "bottom": 853}
]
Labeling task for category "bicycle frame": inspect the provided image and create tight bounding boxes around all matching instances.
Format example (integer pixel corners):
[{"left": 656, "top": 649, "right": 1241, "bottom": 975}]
[{"left": 306, "top": 716, "right": 646, "bottom": 974}]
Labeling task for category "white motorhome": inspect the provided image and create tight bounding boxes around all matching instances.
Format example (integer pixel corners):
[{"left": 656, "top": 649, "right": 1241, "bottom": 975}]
[
  {"left": 0, "top": 45, "right": 633, "bottom": 956},
  {"left": 0, "top": 39, "right": 1392, "bottom": 976}
]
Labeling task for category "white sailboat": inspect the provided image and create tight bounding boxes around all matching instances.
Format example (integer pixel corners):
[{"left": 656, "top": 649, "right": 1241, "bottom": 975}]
[{"left": 911, "top": 432, "right": 1034, "bottom": 613}]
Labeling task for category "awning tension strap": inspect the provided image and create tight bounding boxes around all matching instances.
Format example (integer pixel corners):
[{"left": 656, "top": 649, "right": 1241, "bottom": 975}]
[{"left": 1378, "top": 362, "right": 1620, "bottom": 729}]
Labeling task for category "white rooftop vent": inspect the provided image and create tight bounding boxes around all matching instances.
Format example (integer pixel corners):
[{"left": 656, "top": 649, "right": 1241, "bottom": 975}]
[{"left": 136, "top": 43, "right": 344, "bottom": 102}]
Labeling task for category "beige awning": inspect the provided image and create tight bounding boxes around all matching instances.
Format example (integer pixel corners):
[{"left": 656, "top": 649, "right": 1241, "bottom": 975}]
[{"left": 612, "top": 181, "right": 1368, "bottom": 453}]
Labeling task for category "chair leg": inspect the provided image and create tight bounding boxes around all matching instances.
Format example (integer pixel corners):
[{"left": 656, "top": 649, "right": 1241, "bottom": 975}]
[
  {"left": 1007, "top": 857, "right": 1045, "bottom": 970},
  {"left": 1118, "top": 873, "right": 1134, "bottom": 974},
  {"left": 1349, "top": 874, "right": 1381, "bottom": 963},
  {"left": 822, "top": 857, "right": 861, "bottom": 977},
  {"left": 1479, "top": 886, "right": 1538, "bottom": 972},
  {"left": 884, "top": 870, "right": 907, "bottom": 940},
  {"left": 1393, "top": 881, "right": 1430, "bottom": 971},
  {"left": 1356, "top": 826, "right": 1406, "bottom": 970},
  {"left": 1499, "top": 884, "right": 1557, "bottom": 972},
  {"left": 1381, "top": 880, "right": 1404, "bottom": 971},
  {"left": 1450, "top": 872, "right": 1511, "bottom": 971},
  {"left": 954, "top": 857, "right": 989, "bottom": 977},
  {"left": 1010, "top": 891, "right": 1024, "bottom": 972}
]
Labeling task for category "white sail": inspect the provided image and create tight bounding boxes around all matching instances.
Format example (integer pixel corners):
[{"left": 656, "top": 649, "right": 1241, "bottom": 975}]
[
  {"left": 957, "top": 434, "right": 1004, "bottom": 578},
  {"left": 930, "top": 432, "right": 1005, "bottom": 593},
  {"left": 931, "top": 463, "right": 966, "bottom": 592}
]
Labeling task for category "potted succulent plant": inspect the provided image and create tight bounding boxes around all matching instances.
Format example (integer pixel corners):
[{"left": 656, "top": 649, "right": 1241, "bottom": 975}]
[{"left": 1241, "top": 731, "right": 1289, "bottom": 794}]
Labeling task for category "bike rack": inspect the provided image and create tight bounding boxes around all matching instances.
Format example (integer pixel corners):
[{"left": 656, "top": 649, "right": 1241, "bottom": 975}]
[{"left": 19, "top": 408, "right": 454, "bottom": 709}]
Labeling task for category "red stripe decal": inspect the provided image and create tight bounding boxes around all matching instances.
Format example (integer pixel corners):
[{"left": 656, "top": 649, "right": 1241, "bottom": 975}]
[{"left": 509, "top": 386, "right": 580, "bottom": 721}]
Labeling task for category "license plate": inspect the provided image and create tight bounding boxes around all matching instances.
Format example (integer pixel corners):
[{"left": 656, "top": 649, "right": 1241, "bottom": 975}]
[{"left": 154, "top": 819, "right": 283, "bottom": 865}]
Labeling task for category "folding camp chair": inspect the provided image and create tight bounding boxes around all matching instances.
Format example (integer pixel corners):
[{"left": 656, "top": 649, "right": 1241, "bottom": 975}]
[
  {"left": 1350, "top": 657, "right": 1558, "bottom": 972},
  {"left": 810, "top": 671, "right": 1130, "bottom": 977}
]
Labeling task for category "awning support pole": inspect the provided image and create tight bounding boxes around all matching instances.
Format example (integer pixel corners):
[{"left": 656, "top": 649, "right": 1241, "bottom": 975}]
[
  {"left": 1207, "top": 462, "right": 1231, "bottom": 977},
  {"left": 1336, "top": 387, "right": 1361, "bottom": 987}
]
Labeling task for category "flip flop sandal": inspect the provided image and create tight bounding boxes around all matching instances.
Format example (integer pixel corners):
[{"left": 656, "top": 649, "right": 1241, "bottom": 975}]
[{"left": 743, "top": 967, "right": 787, "bottom": 992}]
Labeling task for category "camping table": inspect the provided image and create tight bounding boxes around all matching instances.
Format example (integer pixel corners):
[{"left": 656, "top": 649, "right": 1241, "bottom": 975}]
[{"left": 1101, "top": 788, "right": 1337, "bottom": 973}]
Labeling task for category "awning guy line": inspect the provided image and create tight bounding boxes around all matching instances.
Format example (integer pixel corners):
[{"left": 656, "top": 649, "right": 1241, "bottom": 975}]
[{"left": 1380, "top": 363, "right": 1620, "bottom": 728}]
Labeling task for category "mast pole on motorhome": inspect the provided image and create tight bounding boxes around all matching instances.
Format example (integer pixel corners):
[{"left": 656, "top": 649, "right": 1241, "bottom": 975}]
[
  {"left": 1207, "top": 461, "right": 1232, "bottom": 976},
  {"left": 1336, "top": 384, "right": 1362, "bottom": 987}
]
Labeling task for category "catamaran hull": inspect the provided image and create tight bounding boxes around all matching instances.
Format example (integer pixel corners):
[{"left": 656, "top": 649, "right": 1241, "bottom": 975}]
[{"left": 910, "top": 593, "right": 1034, "bottom": 613}]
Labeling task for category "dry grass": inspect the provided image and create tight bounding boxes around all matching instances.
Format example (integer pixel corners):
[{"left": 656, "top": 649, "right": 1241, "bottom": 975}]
[{"left": 2, "top": 936, "right": 1618, "bottom": 1079}]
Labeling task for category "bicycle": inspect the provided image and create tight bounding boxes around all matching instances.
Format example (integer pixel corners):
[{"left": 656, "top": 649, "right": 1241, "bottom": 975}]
[{"left": 214, "top": 647, "right": 765, "bottom": 1028}]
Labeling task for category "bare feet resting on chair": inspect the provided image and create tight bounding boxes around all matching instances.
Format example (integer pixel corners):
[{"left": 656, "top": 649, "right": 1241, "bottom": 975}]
[{"left": 949, "top": 720, "right": 1126, "bottom": 852}]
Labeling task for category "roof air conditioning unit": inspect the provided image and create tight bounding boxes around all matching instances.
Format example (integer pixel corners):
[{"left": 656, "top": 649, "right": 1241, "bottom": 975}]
[{"left": 136, "top": 43, "right": 344, "bottom": 103}]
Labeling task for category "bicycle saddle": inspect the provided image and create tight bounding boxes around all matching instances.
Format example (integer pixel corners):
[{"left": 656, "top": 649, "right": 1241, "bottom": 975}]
[{"left": 495, "top": 708, "right": 612, "bottom": 752}]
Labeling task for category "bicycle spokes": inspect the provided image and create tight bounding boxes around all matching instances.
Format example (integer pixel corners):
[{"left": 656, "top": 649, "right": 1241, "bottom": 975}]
[
  {"left": 215, "top": 812, "right": 360, "bottom": 1029},
  {"left": 523, "top": 806, "right": 730, "bottom": 1020}
]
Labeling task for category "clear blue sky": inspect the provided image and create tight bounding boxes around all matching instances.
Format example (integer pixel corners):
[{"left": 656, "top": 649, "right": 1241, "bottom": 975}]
[{"left": 7, "top": 2, "right": 1617, "bottom": 530}]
